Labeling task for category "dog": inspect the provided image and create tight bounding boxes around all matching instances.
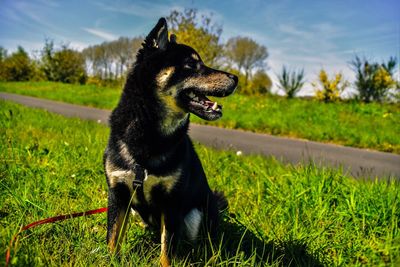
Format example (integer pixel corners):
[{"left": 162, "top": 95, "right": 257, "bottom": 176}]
[{"left": 103, "top": 17, "right": 238, "bottom": 266}]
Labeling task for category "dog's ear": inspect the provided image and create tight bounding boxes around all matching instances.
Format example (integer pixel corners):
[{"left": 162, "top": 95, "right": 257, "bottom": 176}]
[{"left": 144, "top": 18, "right": 169, "bottom": 51}]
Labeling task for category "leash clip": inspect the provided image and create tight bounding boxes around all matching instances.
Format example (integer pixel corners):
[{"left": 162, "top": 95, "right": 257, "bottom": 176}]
[{"left": 133, "top": 180, "right": 143, "bottom": 187}]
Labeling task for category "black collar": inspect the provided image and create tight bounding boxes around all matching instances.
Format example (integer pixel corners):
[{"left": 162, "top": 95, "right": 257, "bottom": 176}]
[{"left": 132, "top": 163, "right": 146, "bottom": 187}]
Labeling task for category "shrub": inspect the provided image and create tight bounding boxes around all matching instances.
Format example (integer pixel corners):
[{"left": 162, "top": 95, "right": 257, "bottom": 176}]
[
  {"left": 277, "top": 66, "right": 305, "bottom": 98},
  {"left": 0, "top": 46, "right": 37, "bottom": 81},
  {"left": 313, "top": 69, "right": 348, "bottom": 102},
  {"left": 226, "top": 68, "right": 271, "bottom": 95},
  {"left": 350, "top": 56, "right": 397, "bottom": 102},
  {"left": 41, "top": 41, "right": 87, "bottom": 84},
  {"left": 244, "top": 70, "right": 272, "bottom": 95}
]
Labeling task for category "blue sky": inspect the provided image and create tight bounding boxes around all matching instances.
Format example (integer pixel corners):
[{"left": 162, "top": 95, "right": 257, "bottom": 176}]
[{"left": 0, "top": 0, "right": 399, "bottom": 95}]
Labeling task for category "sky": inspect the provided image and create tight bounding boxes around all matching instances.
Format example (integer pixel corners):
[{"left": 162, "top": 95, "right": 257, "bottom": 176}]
[{"left": 0, "top": 0, "right": 399, "bottom": 95}]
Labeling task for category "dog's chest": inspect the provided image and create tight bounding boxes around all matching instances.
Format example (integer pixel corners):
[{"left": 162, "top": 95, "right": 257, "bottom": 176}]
[
  {"left": 142, "top": 170, "right": 180, "bottom": 201},
  {"left": 106, "top": 159, "right": 180, "bottom": 203}
]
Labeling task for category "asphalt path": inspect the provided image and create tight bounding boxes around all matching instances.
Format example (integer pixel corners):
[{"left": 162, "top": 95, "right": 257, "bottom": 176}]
[{"left": 1, "top": 92, "right": 399, "bottom": 179}]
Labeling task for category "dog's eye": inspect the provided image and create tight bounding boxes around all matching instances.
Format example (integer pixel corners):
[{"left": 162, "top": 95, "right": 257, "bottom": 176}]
[{"left": 184, "top": 61, "right": 199, "bottom": 70}]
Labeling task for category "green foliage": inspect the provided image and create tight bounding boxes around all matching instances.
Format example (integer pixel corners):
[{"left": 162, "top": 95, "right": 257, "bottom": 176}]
[
  {"left": 1, "top": 82, "right": 399, "bottom": 153},
  {"left": 1, "top": 101, "right": 399, "bottom": 266},
  {"left": 167, "top": 8, "right": 223, "bottom": 67},
  {"left": 247, "top": 69, "right": 272, "bottom": 95},
  {"left": 0, "top": 46, "right": 37, "bottom": 81},
  {"left": 313, "top": 69, "right": 348, "bottom": 102},
  {"left": 41, "top": 41, "right": 87, "bottom": 84},
  {"left": 225, "top": 36, "right": 268, "bottom": 86},
  {"left": 350, "top": 56, "right": 397, "bottom": 103},
  {"left": 227, "top": 68, "right": 272, "bottom": 95},
  {"left": 277, "top": 66, "right": 305, "bottom": 98}
]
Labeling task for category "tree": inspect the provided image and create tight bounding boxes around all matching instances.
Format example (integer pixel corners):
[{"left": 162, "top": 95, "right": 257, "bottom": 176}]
[
  {"left": 225, "top": 36, "right": 268, "bottom": 86},
  {"left": 0, "top": 47, "right": 7, "bottom": 62},
  {"left": 82, "top": 37, "right": 142, "bottom": 81},
  {"left": 53, "top": 46, "right": 87, "bottom": 84},
  {"left": 0, "top": 47, "right": 7, "bottom": 80},
  {"left": 167, "top": 8, "right": 223, "bottom": 67},
  {"left": 313, "top": 69, "right": 348, "bottom": 102},
  {"left": 41, "top": 39, "right": 56, "bottom": 81},
  {"left": 247, "top": 70, "right": 272, "bottom": 95},
  {"left": 350, "top": 56, "right": 397, "bottom": 102},
  {"left": 277, "top": 66, "right": 305, "bottom": 98},
  {"left": 41, "top": 41, "right": 87, "bottom": 84},
  {"left": 0, "top": 46, "right": 35, "bottom": 81}
]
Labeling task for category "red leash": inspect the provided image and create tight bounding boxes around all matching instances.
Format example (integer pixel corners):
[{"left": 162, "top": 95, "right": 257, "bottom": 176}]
[{"left": 5, "top": 207, "right": 108, "bottom": 266}]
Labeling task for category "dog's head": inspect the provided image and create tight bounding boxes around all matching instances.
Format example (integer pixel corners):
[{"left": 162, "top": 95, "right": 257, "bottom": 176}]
[{"left": 136, "top": 18, "right": 238, "bottom": 122}]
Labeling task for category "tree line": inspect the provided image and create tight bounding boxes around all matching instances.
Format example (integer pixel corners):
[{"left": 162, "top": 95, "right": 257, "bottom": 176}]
[
  {"left": 0, "top": 9, "right": 271, "bottom": 91},
  {"left": 0, "top": 8, "right": 398, "bottom": 103}
]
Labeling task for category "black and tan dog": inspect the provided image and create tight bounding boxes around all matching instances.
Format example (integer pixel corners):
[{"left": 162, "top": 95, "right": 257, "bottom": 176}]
[{"left": 104, "top": 18, "right": 238, "bottom": 266}]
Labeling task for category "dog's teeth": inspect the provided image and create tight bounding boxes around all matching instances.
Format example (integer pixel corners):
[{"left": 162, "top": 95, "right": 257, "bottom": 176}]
[
  {"left": 189, "top": 92, "right": 196, "bottom": 98},
  {"left": 193, "top": 97, "right": 199, "bottom": 102},
  {"left": 212, "top": 102, "right": 218, "bottom": 110}
]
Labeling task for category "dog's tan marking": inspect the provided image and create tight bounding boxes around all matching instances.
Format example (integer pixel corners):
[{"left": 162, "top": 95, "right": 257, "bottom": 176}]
[
  {"left": 191, "top": 53, "right": 200, "bottom": 61},
  {"left": 143, "top": 169, "right": 181, "bottom": 202},
  {"left": 108, "top": 210, "right": 130, "bottom": 254},
  {"left": 160, "top": 112, "right": 189, "bottom": 136},
  {"left": 118, "top": 141, "right": 135, "bottom": 167},
  {"left": 105, "top": 160, "right": 140, "bottom": 207},
  {"left": 105, "top": 160, "right": 135, "bottom": 192},
  {"left": 160, "top": 213, "right": 170, "bottom": 267},
  {"left": 157, "top": 67, "right": 175, "bottom": 88},
  {"left": 157, "top": 86, "right": 188, "bottom": 135},
  {"left": 131, "top": 209, "right": 148, "bottom": 228}
]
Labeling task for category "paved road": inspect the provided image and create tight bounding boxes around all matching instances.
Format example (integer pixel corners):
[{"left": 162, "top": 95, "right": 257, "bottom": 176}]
[{"left": 1, "top": 92, "right": 399, "bottom": 179}]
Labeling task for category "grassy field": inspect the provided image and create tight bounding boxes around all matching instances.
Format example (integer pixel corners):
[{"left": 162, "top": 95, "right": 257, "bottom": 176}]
[
  {"left": 1, "top": 100, "right": 399, "bottom": 266},
  {"left": 1, "top": 81, "right": 399, "bottom": 154},
  {"left": 0, "top": 81, "right": 120, "bottom": 110}
]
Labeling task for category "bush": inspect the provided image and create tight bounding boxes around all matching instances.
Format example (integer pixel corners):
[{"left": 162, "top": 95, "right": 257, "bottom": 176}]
[
  {"left": 226, "top": 68, "right": 271, "bottom": 95},
  {"left": 313, "top": 70, "right": 348, "bottom": 102},
  {"left": 0, "top": 46, "right": 37, "bottom": 81},
  {"left": 245, "top": 70, "right": 272, "bottom": 95},
  {"left": 277, "top": 66, "right": 305, "bottom": 98},
  {"left": 41, "top": 41, "right": 87, "bottom": 84},
  {"left": 350, "top": 56, "right": 397, "bottom": 102}
]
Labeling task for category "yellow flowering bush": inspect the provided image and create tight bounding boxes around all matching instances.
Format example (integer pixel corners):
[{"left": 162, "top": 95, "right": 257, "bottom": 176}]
[
  {"left": 313, "top": 69, "right": 348, "bottom": 102},
  {"left": 373, "top": 67, "right": 395, "bottom": 92}
]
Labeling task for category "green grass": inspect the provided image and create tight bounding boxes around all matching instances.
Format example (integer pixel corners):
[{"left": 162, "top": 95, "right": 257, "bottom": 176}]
[
  {"left": 1, "top": 81, "right": 399, "bottom": 153},
  {"left": 1, "top": 100, "right": 399, "bottom": 266},
  {"left": 0, "top": 81, "right": 120, "bottom": 109}
]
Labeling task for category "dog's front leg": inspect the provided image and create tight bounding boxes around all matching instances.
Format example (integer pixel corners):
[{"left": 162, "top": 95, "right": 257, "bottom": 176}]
[
  {"left": 160, "top": 213, "right": 170, "bottom": 267},
  {"left": 107, "top": 182, "right": 132, "bottom": 254},
  {"left": 160, "top": 212, "right": 182, "bottom": 267}
]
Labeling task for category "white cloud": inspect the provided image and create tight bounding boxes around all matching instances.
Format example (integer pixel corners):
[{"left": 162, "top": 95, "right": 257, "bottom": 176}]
[{"left": 82, "top": 27, "right": 118, "bottom": 41}]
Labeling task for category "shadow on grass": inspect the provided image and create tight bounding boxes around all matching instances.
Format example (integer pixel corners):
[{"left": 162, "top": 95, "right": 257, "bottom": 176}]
[
  {"left": 124, "top": 213, "right": 324, "bottom": 266},
  {"left": 183, "top": 213, "right": 324, "bottom": 266}
]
